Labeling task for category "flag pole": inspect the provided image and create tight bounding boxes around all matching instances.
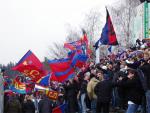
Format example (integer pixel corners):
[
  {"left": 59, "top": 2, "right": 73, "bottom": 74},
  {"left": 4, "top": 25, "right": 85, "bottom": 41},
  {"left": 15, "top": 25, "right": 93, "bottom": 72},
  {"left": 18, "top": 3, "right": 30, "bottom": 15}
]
[{"left": 95, "top": 46, "right": 100, "bottom": 64}]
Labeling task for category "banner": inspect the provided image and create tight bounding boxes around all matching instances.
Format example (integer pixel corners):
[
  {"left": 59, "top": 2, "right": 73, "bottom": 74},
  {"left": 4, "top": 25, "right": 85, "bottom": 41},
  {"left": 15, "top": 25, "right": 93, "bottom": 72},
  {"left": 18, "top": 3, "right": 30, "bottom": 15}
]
[
  {"left": 10, "top": 78, "right": 32, "bottom": 94},
  {"left": 45, "top": 90, "right": 59, "bottom": 100}
]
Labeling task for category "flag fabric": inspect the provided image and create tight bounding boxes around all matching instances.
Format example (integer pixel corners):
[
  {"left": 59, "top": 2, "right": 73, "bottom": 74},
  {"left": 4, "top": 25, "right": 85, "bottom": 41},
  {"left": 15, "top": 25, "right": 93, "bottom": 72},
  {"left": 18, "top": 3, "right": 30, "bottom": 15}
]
[
  {"left": 81, "top": 29, "right": 88, "bottom": 46},
  {"left": 52, "top": 103, "right": 67, "bottom": 113},
  {"left": 48, "top": 58, "right": 71, "bottom": 72},
  {"left": 10, "top": 77, "right": 32, "bottom": 94},
  {"left": 64, "top": 40, "right": 82, "bottom": 51},
  {"left": 14, "top": 50, "right": 43, "bottom": 68},
  {"left": 94, "top": 8, "right": 118, "bottom": 49},
  {"left": 54, "top": 67, "right": 75, "bottom": 82},
  {"left": 67, "top": 50, "right": 76, "bottom": 59},
  {"left": 48, "top": 58, "right": 75, "bottom": 82},
  {"left": 12, "top": 50, "right": 47, "bottom": 82},
  {"left": 34, "top": 84, "right": 49, "bottom": 91},
  {"left": 50, "top": 73, "right": 58, "bottom": 81},
  {"left": 36, "top": 73, "right": 51, "bottom": 87},
  {"left": 45, "top": 90, "right": 59, "bottom": 100},
  {"left": 71, "top": 53, "right": 88, "bottom": 68},
  {"left": 81, "top": 29, "right": 92, "bottom": 56},
  {"left": 94, "top": 39, "right": 101, "bottom": 50},
  {"left": 108, "top": 46, "right": 112, "bottom": 53}
]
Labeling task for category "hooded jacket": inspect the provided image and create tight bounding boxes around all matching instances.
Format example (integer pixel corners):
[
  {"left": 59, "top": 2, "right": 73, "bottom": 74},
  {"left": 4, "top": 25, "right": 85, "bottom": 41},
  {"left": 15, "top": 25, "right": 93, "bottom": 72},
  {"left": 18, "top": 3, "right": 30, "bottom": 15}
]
[{"left": 87, "top": 77, "right": 99, "bottom": 100}]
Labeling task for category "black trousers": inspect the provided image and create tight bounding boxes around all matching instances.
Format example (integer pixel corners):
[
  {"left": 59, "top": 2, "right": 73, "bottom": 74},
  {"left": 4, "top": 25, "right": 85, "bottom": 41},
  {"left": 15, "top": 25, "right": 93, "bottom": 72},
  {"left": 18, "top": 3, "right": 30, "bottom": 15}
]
[{"left": 96, "top": 101, "right": 110, "bottom": 113}]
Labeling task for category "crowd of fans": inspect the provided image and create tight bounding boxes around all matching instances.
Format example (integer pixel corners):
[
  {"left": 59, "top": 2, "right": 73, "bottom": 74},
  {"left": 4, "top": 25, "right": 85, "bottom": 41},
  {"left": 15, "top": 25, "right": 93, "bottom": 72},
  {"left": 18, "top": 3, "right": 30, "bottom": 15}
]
[{"left": 3, "top": 39, "right": 150, "bottom": 113}]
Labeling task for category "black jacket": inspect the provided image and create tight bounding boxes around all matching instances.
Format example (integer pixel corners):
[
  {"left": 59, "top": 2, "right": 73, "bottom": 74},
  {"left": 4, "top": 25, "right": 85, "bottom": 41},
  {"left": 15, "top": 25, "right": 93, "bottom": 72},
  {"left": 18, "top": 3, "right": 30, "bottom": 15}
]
[
  {"left": 38, "top": 97, "right": 52, "bottom": 113},
  {"left": 94, "top": 80, "right": 113, "bottom": 103},
  {"left": 140, "top": 63, "right": 150, "bottom": 90},
  {"left": 5, "top": 97, "right": 22, "bottom": 113},
  {"left": 64, "top": 82, "right": 78, "bottom": 112},
  {"left": 117, "top": 76, "right": 144, "bottom": 105},
  {"left": 80, "top": 80, "right": 88, "bottom": 94},
  {"left": 22, "top": 100, "right": 35, "bottom": 113}
]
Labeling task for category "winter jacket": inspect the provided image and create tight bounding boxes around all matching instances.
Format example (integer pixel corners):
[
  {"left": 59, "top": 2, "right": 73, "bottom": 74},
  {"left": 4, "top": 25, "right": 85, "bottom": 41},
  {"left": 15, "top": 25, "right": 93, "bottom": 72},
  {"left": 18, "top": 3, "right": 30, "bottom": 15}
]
[
  {"left": 5, "top": 97, "right": 22, "bottom": 113},
  {"left": 87, "top": 77, "right": 99, "bottom": 100},
  {"left": 38, "top": 97, "right": 52, "bottom": 113},
  {"left": 140, "top": 63, "right": 150, "bottom": 90},
  {"left": 64, "top": 82, "right": 78, "bottom": 113},
  {"left": 116, "top": 76, "right": 144, "bottom": 105},
  {"left": 22, "top": 100, "right": 35, "bottom": 113},
  {"left": 80, "top": 80, "right": 88, "bottom": 94},
  {"left": 94, "top": 80, "right": 113, "bottom": 103}
]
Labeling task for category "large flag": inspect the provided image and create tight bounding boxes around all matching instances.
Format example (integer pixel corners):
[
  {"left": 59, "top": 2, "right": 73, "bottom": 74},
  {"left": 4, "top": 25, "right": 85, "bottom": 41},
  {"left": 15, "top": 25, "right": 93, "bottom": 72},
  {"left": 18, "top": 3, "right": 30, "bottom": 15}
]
[
  {"left": 71, "top": 53, "right": 88, "bottom": 68},
  {"left": 52, "top": 103, "right": 67, "bottom": 113},
  {"left": 48, "top": 58, "right": 71, "bottom": 72},
  {"left": 12, "top": 50, "right": 47, "bottom": 82},
  {"left": 94, "top": 8, "right": 118, "bottom": 49},
  {"left": 48, "top": 58, "right": 75, "bottom": 82}
]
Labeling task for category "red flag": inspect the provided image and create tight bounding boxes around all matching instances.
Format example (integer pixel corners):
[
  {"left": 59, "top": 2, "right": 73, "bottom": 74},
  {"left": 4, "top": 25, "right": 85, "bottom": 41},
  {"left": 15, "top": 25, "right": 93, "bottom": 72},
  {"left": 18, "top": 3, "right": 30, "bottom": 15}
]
[
  {"left": 81, "top": 29, "right": 88, "bottom": 46},
  {"left": 12, "top": 50, "right": 47, "bottom": 82}
]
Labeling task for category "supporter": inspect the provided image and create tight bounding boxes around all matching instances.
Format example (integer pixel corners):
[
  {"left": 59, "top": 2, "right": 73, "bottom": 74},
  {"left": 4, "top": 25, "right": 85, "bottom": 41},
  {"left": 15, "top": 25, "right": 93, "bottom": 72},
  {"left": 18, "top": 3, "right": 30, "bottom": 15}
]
[
  {"left": 140, "top": 51, "right": 150, "bottom": 113},
  {"left": 78, "top": 72, "right": 90, "bottom": 113},
  {"left": 94, "top": 70, "right": 113, "bottom": 113},
  {"left": 87, "top": 69, "right": 101, "bottom": 113},
  {"left": 5, "top": 93, "right": 22, "bottom": 113},
  {"left": 38, "top": 94, "right": 53, "bottom": 113},
  {"left": 64, "top": 79, "right": 78, "bottom": 113},
  {"left": 22, "top": 95, "right": 35, "bottom": 113},
  {"left": 116, "top": 69, "right": 144, "bottom": 113}
]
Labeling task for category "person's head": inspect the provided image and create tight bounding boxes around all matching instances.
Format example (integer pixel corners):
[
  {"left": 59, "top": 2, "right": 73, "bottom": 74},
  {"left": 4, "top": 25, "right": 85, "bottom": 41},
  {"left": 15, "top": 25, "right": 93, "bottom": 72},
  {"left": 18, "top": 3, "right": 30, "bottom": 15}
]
[
  {"left": 127, "top": 69, "right": 137, "bottom": 79},
  {"left": 144, "top": 51, "right": 150, "bottom": 61},
  {"left": 90, "top": 67, "right": 96, "bottom": 75},
  {"left": 96, "top": 70, "right": 104, "bottom": 81},
  {"left": 25, "top": 95, "right": 32, "bottom": 101},
  {"left": 84, "top": 72, "right": 90, "bottom": 80},
  {"left": 108, "top": 63, "right": 113, "bottom": 70},
  {"left": 68, "top": 78, "right": 73, "bottom": 84}
]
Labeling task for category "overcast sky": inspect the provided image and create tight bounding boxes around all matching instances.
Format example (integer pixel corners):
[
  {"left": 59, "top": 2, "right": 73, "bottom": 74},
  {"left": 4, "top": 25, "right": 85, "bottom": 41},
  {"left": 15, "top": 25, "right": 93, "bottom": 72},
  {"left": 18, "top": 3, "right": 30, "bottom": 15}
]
[{"left": 0, "top": 0, "right": 117, "bottom": 65}]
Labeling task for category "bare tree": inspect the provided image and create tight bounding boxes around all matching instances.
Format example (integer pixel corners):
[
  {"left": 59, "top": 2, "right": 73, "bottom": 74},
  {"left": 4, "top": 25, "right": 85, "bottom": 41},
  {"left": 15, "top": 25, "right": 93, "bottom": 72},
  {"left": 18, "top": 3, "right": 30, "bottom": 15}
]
[
  {"left": 48, "top": 9, "right": 102, "bottom": 60},
  {"left": 48, "top": 42, "right": 67, "bottom": 59},
  {"left": 82, "top": 9, "right": 102, "bottom": 47},
  {"left": 48, "top": 25, "right": 80, "bottom": 60},
  {"left": 65, "top": 24, "right": 81, "bottom": 42},
  {"left": 81, "top": 9, "right": 103, "bottom": 59},
  {"left": 109, "top": 0, "right": 141, "bottom": 48}
]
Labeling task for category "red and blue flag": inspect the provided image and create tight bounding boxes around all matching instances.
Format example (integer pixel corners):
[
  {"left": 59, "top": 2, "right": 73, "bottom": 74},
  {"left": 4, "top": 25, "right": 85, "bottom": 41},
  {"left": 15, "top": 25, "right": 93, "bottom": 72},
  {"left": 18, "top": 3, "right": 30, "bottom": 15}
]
[
  {"left": 52, "top": 103, "right": 67, "bottom": 113},
  {"left": 64, "top": 40, "right": 82, "bottom": 51},
  {"left": 71, "top": 53, "right": 88, "bottom": 68},
  {"left": 94, "top": 8, "right": 118, "bottom": 50},
  {"left": 36, "top": 73, "right": 51, "bottom": 87},
  {"left": 48, "top": 58, "right": 75, "bottom": 82}
]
